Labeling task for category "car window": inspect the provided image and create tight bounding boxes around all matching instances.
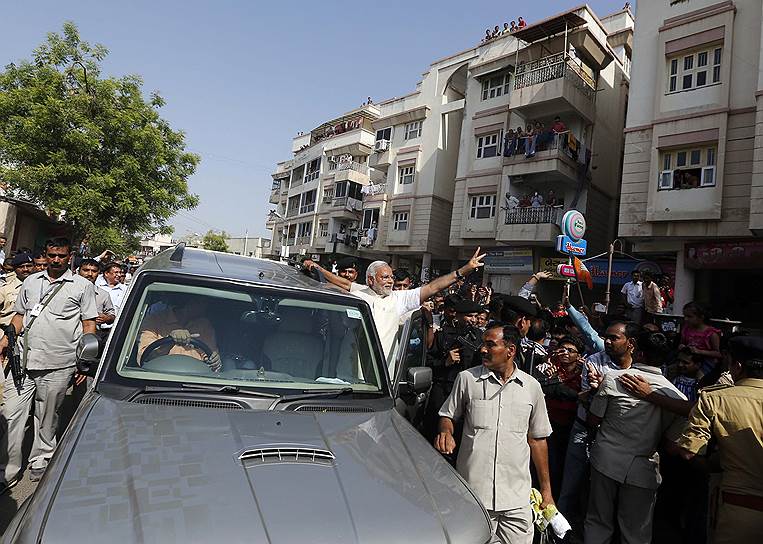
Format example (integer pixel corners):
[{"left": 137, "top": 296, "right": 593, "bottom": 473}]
[
  {"left": 393, "top": 313, "right": 424, "bottom": 382},
  {"left": 115, "top": 281, "right": 381, "bottom": 391}
]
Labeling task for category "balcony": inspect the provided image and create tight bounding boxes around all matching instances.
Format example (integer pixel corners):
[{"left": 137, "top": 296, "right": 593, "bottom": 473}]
[
  {"left": 269, "top": 180, "right": 283, "bottom": 204},
  {"left": 296, "top": 235, "right": 311, "bottom": 245},
  {"left": 505, "top": 205, "right": 563, "bottom": 225},
  {"left": 512, "top": 53, "right": 596, "bottom": 123},
  {"left": 495, "top": 205, "right": 563, "bottom": 244},
  {"left": 299, "top": 203, "right": 316, "bottom": 214},
  {"left": 503, "top": 132, "right": 585, "bottom": 183},
  {"left": 334, "top": 160, "right": 370, "bottom": 184},
  {"left": 361, "top": 182, "right": 387, "bottom": 198},
  {"left": 369, "top": 141, "right": 392, "bottom": 171}
]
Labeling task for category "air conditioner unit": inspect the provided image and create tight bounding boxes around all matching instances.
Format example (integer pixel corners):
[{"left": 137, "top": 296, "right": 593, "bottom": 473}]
[{"left": 374, "top": 139, "right": 389, "bottom": 152}]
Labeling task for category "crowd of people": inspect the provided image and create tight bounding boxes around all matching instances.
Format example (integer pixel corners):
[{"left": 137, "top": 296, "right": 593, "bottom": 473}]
[
  {"left": 307, "top": 254, "right": 762, "bottom": 544},
  {"left": 0, "top": 237, "right": 133, "bottom": 492},
  {"left": 483, "top": 17, "right": 527, "bottom": 42}
]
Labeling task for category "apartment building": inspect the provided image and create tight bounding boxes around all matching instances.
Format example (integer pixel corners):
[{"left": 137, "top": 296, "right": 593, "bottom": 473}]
[
  {"left": 449, "top": 6, "right": 633, "bottom": 296},
  {"left": 618, "top": 0, "right": 763, "bottom": 324},
  {"left": 267, "top": 105, "right": 379, "bottom": 262}
]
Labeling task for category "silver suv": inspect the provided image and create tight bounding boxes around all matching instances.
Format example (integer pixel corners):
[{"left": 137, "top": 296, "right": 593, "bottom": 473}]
[{"left": 3, "top": 247, "right": 495, "bottom": 544}]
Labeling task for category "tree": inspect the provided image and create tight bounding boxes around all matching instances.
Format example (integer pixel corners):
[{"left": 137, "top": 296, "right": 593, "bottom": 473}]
[
  {"left": 202, "top": 230, "right": 229, "bottom": 252},
  {"left": 0, "top": 22, "right": 199, "bottom": 255}
]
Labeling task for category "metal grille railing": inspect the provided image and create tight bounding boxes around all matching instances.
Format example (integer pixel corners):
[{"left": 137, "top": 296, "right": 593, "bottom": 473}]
[
  {"left": 505, "top": 205, "right": 563, "bottom": 225},
  {"left": 514, "top": 54, "right": 595, "bottom": 100}
]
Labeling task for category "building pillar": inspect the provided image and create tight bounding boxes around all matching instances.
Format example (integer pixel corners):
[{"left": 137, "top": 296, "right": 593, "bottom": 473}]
[
  {"left": 390, "top": 254, "right": 400, "bottom": 268},
  {"left": 673, "top": 245, "right": 695, "bottom": 314},
  {"left": 420, "top": 253, "right": 432, "bottom": 283}
]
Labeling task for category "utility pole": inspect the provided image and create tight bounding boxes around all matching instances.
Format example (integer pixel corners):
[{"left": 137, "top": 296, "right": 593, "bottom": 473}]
[{"left": 243, "top": 229, "right": 249, "bottom": 256}]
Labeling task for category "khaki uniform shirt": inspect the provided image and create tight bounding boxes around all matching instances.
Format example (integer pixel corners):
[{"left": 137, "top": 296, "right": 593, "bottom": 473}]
[
  {"left": 676, "top": 378, "right": 763, "bottom": 497},
  {"left": 590, "top": 365, "right": 687, "bottom": 489},
  {"left": 0, "top": 274, "right": 22, "bottom": 326},
  {"left": 440, "top": 364, "right": 552, "bottom": 511},
  {"left": 14, "top": 270, "right": 98, "bottom": 370}
]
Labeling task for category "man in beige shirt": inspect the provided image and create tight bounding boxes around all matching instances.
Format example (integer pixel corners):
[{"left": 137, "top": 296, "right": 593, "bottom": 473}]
[
  {"left": 0, "top": 254, "right": 34, "bottom": 327},
  {"left": 436, "top": 324, "right": 554, "bottom": 544},
  {"left": 642, "top": 271, "right": 662, "bottom": 322}
]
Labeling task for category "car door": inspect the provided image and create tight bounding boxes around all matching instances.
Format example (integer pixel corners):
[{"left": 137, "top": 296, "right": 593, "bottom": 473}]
[{"left": 391, "top": 310, "right": 429, "bottom": 430}]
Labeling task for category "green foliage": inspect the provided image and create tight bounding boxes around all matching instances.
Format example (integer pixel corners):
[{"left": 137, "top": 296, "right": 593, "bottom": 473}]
[
  {"left": 0, "top": 22, "right": 199, "bottom": 254},
  {"left": 202, "top": 230, "right": 229, "bottom": 252}
]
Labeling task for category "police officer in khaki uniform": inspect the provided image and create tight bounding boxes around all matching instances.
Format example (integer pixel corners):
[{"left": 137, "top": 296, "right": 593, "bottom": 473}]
[
  {"left": 436, "top": 323, "right": 553, "bottom": 544},
  {"left": 676, "top": 335, "right": 763, "bottom": 544}
]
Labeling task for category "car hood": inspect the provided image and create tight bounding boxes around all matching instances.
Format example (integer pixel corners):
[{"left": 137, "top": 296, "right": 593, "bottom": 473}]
[{"left": 23, "top": 396, "right": 490, "bottom": 544}]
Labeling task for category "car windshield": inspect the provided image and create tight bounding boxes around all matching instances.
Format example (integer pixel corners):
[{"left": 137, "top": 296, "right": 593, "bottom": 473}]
[{"left": 115, "top": 280, "right": 382, "bottom": 391}]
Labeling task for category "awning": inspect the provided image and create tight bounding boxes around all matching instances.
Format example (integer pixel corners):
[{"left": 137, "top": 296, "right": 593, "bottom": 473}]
[{"left": 512, "top": 12, "right": 586, "bottom": 43}]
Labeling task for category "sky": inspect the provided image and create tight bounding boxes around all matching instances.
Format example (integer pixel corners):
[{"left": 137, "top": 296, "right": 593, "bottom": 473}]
[{"left": 0, "top": 0, "right": 628, "bottom": 240}]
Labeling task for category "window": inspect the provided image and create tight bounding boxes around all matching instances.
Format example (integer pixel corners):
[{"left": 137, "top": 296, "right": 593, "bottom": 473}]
[
  {"left": 362, "top": 208, "right": 380, "bottom": 229},
  {"left": 393, "top": 211, "right": 409, "bottom": 231},
  {"left": 299, "top": 189, "right": 316, "bottom": 214},
  {"left": 297, "top": 221, "right": 312, "bottom": 238},
  {"left": 115, "top": 280, "right": 382, "bottom": 391},
  {"left": 375, "top": 127, "right": 392, "bottom": 142},
  {"left": 667, "top": 46, "right": 722, "bottom": 93},
  {"left": 476, "top": 132, "right": 501, "bottom": 159},
  {"left": 334, "top": 181, "right": 346, "bottom": 198},
  {"left": 404, "top": 121, "right": 422, "bottom": 140},
  {"left": 318, "top": 222, "right": 328, "bottom": 237},
  {"left": 658, "top": 146, "right": 717, "bottom": 190},
  {"left": 399, "top": 165, "right": 415, "bottom": 185},
  {"left": 481, "top": 73, "right": 510, "bottom": 100},
  {"left": 470, "top": 194, "right": 496, "bottom": 219},
  {"left": 287, "top": 195, "right": 300, "bottom": 216},
  {"left": 304, "top": 158, "right": 321, "bottom": 183}
]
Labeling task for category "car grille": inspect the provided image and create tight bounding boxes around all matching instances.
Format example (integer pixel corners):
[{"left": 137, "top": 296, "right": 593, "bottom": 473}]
[
  {"left": 293, "top": 405, "right": 374, "bottom": 413},
  {"left": 133, "top": 396, "right": 244, "bottom": 411},
  {"left": 239, "top": 447, "right": 335, "bottom": 466}
]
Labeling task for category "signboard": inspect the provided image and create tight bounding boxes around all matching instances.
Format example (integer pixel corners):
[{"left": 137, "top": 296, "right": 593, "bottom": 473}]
[
  {"left": 540, "top": 256, "right": 569, "bottom": 281},
  {"left": 561, "top": 210, "right": 586, "bottom": 241},
  {"left": 557, "top": 264, "right": 576, "bottom": 278},
  {"left": 556, "top": 235, "right": 587, "bottom": 256},
  {"left": 584, "top": 258, "right": 663, "bottom": 286},
  {"left": 685, "top": 240, "right": 763, "bottom": 269},
  {"left": 484, "top": 248, "right": 533, "bottom": 274}
]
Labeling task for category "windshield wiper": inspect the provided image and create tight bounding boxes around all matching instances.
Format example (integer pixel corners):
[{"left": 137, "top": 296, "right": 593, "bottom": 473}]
[
  {"left": 268, "top": 387, "right": 359, "bottom": 410},
  {"left": 140, "top": 384, "right": 280, "bottom": 399}
]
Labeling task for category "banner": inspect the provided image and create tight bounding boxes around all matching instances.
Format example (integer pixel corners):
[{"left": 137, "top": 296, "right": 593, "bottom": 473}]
[
  {"left": 583, "top": 259, "right": 662, "bottom": 286},
  {"left": 685, "top": 240, "right": 763, "bottom": 269},
  {"left": 540, "top": 257, "right": 569, "bottom": 281},
  {"left": 484, "top": 248, "right": 533, "bottom": 274}
]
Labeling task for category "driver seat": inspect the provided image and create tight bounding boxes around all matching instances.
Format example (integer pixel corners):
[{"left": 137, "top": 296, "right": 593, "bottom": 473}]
[{"left": 262, "top": 307, "right": 323, "bottom": 379}]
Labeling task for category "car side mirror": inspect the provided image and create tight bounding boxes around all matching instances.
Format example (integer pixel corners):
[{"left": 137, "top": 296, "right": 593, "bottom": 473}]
[
  {"left": 75, "top": 333, "right": 101, "bottom": 377},
  {"left": 403, "top": 366, "right": 432, "bottom": 394}
]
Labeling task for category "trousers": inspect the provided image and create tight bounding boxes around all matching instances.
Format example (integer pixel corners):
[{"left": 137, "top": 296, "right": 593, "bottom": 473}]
[
  {"left": 0, "top": 366, "right": 76, "bottom": 482},
  {"left": 489, "top": 505, "right": 533, "bottom": 544},
  {"left": 558, "top": 419, "right": 589, "bottom": 518},
  {"left": 584, "top": 467, "right": 657, "bottom": 544}
]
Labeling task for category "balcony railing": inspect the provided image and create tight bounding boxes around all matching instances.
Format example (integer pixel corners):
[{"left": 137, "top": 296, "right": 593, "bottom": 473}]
[
  {"left": 337, "top": 160, "right": 370, "bottom": 175},
  {"left": 505, "top": 205, "right": 563, "bottom": 225},
  {"left": 333, "top": 196, "right": 347, "bottom": 207},
  {"left": 504, "top": 131, "right": 588, "bottom": 166},
  {"left": 286, "top": 207, "right": 299, "bottom": 218},
  {"left": 514, "top": 53, "right": 595, "bottom": 100},
  {"left": 296, "top": 235, "right": 311, "bottom": 245},
  {"left": 286, "top": 237, "right": 296, "bottom": 246},
  {"left": 271, "top": 180, "right": 282, "bottom": 191},
  {"left": 299, "top": 203, "right": 316, "bottom": 214},
  {"left": 361, "top": 183, "right": 387, "bottom": 197}
]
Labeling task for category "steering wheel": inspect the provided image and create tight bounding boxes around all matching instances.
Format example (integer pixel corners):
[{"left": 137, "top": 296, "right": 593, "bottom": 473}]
[{"left": 139, "top": 336, "right": 214, "bottom": 366}]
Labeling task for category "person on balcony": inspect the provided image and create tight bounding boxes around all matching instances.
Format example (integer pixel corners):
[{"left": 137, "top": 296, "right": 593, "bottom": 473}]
[
  {"left": 525, "top": 123, "right": 537, "bottom": 158},
  {"left": 510, "top": 21, "right": 517, "bottom": 32},
  {"left": 504, "top": 129, "right": 517, "bottom": 157},
  {"left": 491, "top": 25, "right": 500, "bottom": 38},
  {"left": 530, "top": 192, "right": 544, "bottom": 208},
  {"left": 502, "top": 22, "right": 510, "bottom": 34},
  {"left": 484, "top": 29, "right": 492, "bottom": 42},
  {"left": 547, "top": 190, "right": 558, "bottom": 207},
  {"left": 552, "top": 116, "right": 567, "bottom": 134},
  {"left": 518, "top": 16, "right": 527, "bottom": 28}
]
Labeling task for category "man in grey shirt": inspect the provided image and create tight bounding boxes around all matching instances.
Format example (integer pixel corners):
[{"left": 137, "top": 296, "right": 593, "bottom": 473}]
[
  {"left": 584, "top": 331, "right": 687, "bottom": 544},
  {"left": 0, "top": 237, "right": 97, "bottom": 490}
]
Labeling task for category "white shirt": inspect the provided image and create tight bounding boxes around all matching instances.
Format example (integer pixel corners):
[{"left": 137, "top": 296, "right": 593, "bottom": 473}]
[
  {"left": 621, "top": 280, "right": 643, "bottom": 308},
  {"left": 350, "top": 284, "right": 421, "bottom": 359},
  {"left": 100, "top": 282, "right": 127, "bottom": 328}
]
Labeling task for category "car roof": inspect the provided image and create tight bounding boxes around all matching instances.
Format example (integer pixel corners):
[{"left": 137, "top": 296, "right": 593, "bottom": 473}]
[{"left": 136, "top": 245, "right": 356, "bottom": 299}]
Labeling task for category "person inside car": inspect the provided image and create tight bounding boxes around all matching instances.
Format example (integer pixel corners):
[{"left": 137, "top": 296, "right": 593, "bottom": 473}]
[{"left": 137, "top": 294, "right": 221, "bottom": 371}]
